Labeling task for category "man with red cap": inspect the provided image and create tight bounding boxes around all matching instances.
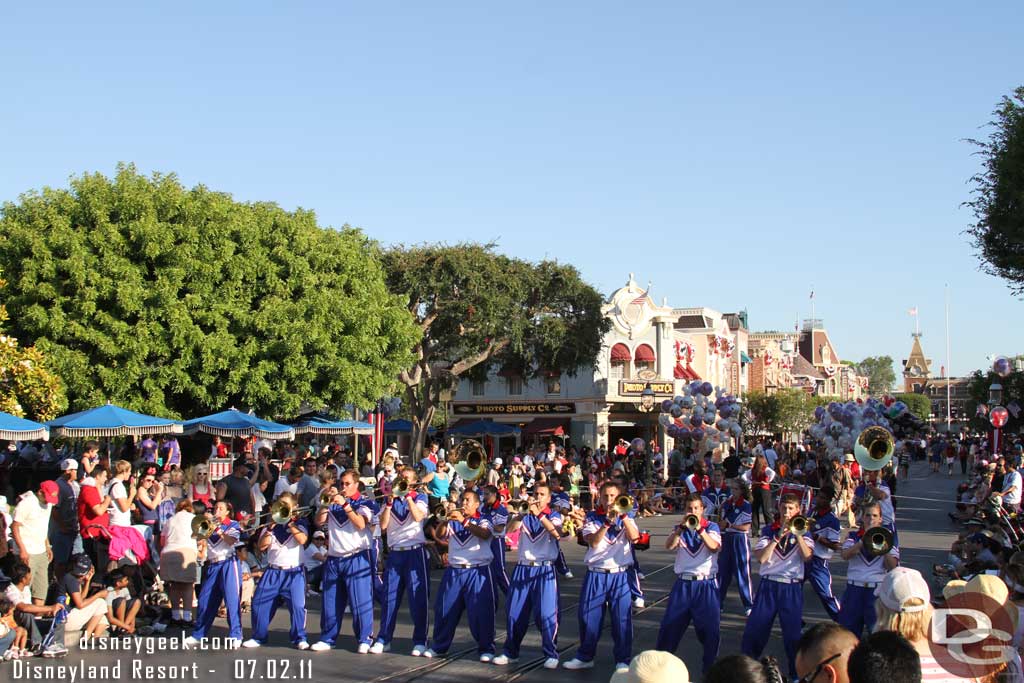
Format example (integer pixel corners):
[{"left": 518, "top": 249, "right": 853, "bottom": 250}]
[{"left": 12, "top": 481, "right": 59, "bottom": 605}]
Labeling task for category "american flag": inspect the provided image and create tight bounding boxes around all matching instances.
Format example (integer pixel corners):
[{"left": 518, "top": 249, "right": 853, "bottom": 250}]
[{"left": 907, "top": 307, "right": 918, "bottom": 316}]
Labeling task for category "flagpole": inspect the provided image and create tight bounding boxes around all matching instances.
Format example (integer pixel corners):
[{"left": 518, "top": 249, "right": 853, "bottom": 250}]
[{"left": 945, "top": 285, "right": 951, "bottom": 432}]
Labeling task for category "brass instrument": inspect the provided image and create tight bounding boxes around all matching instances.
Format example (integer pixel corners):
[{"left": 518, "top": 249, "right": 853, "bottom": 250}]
[
  {"left": 612, "top": 495, "right": 635, "bottom": 517},
  {"left": 319, "top": 491, "right": 335, "bottom": 507},
  {"left": 864, "top": 526, "right": 894, "bottom": 557},
  {"left": 452, "top": 439, "right": 487, "bottom": 482},
  {"left": 785, "top": 516, "right": 810, "bottom": 535},
  {"left": 268, "top": 499, "right": 298, "bottom": 525},
  {"left": 854, "top": 426, "right": 895, "bottom": 471},
  {"left": 191, "top": 516, "right": 214, "bottom": 540},
  {"left": 395, "top": 478, "right": 422, "bottom": 495},
  {"left": 510, "top": 499, "right": 532, "bottom": 515},
  {"left": 683, "top": 514, "right": 701, "bottom": 532}
]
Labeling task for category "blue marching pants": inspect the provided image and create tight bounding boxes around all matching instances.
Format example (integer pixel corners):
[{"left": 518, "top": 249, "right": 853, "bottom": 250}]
[
  {"left": 574, "top": 570, "right": 633, "bottom": 667},
  {"left": 377, "top": 547, "right": 430, "bottom": 647},
  {"left": 718, "top": 533, "right": 753, "bottom": 609},
  {"left": 370, "top": 538, "right": 384, "bottom": 605},
  {"left": 837, "top": 584, "right": 877, "bottom": 637},
  {"left": 490, "top": 537, "right": 510, "bottom": 599},
  {"left": 319, "top": 551, "right": 374, "bottom": 647},
  {"left": 655, "top": 578, "right": 721, "bottom": 673},
  {"left": 431, "top": 566, "right": 496, "bottom": 655},
  {"left": 741, "top": 579, "right": 803, "bottom": 678},
  {"left": 193, "top": 559, "right": 243, "bottom": 640},
  {"left": 503, "top": 564, "right": 560, "bottom": 659},
  {"left": 555, "top": 548, "right": 571, "bottom": 576},
  {"left": 250, "top": 567, "right": 307, "bottom": 644},
  {"left": 804, "top": 558, "right": 841, "bottom": 621}
]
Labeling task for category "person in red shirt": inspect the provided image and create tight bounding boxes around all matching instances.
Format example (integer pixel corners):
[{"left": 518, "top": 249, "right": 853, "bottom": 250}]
[{"left": 78, "top": 465, "right": 112, "bottom": 581}]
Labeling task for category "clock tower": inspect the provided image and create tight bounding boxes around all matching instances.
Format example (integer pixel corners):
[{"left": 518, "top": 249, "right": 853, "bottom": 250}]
[{"left": 901, "top": 334, "right": 931, "bottom": 393}]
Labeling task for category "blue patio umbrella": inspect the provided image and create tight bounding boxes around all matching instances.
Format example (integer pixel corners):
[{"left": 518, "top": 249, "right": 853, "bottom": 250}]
[
  {"left": 292, "top": 417, "right": 374, "bottom": 436},
  {"left": 0, "top": 411, "right": 50, "bottom": 441},
  {"left": 182, "top": 408, "right": 295, "bottom": 440},
  {"left": 47, "top": 403, "right": 183, "bottom": 438}
]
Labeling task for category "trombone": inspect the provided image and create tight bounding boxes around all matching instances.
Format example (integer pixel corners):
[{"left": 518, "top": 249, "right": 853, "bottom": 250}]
[
  {"left": 863, "top": 526, "right": 894, "bottom": 557},
  {"left": 510, "top": 499, "right": 533, "bottom": 515}
]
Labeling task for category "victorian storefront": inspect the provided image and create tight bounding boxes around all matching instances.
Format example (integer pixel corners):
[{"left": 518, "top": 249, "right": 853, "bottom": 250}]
[{"left": 450, "top": 275, "right": 751, "bottom": 453}]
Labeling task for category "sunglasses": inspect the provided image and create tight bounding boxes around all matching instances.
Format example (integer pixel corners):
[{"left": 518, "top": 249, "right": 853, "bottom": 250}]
[{"left": 797, "top": 653, "right": 840, "bottom": 683}]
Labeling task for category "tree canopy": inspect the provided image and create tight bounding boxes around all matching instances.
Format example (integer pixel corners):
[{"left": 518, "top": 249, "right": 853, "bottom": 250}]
[
  {"left": 892, "top": 392, "right": 931, "bottom": 422},
  {"left": 742, "top": 389, "right": 826, "bottom": 440},
  {"left": 855, "top": 356, "right": 897, "bottom": 396},
  {"left": 382, "top": 243, "right": 611, "bottom": 455},
  {"left": 966, "top": 86, "right": 1024, "bottom": 294},
  {"left": 0, "top": 270, "right": 66, "bottom": 420},
  {"left": 0, "top": 165, "right": 418, "bottom": 418}
]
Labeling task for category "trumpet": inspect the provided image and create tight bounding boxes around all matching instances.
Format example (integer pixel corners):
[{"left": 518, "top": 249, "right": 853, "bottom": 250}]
[
  {"left": 854, "top": 426, "right": 895, "bottom": 471},
  {"left": 682, "top": 514, "right": 701, "bottom": 532},
  {"left": 613, "top": 495, "right": 635, "bottom": 517},
  {"left": 863, "top": 526, "right": 894, "bottom": 557},
  {"left": 510, "top": 499, "right": 533, "bottom": 515},
  {"left": 191, "top": 516, "right": 214, "bottom": 540},
  {"left": 452, "top": 439, "right": 487, "bottom": 482},
  {"left": 785, "top": 516, "right": 810, "bottom": 535}
]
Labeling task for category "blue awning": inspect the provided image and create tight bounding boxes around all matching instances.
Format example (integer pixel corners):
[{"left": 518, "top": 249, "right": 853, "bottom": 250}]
[
  {"left": 48, "top": 403, "right": 182, "bottom": 438},
  {"left": 741, "top": 352, "right": 752, "bottom": 364},
  {"left": 448, "top": 420, "right": 521, "bottom": 437},
  {"left": 292, "top": 418, "right": 374, "bottom": 436},
  {"left": 182, "top": 408, "right": 294, "bottom": 440},
  {"left": 0, "top": 411, "right": 50, "bottom": 441}
]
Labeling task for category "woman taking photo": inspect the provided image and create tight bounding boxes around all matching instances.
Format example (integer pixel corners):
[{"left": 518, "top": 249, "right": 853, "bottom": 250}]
[{"left": 159, "top": 498, "right": 200, "bottom": 628}]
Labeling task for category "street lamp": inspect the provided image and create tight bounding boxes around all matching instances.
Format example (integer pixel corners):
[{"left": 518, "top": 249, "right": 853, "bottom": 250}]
[{"left": 989, "top": 383, "right": 1004, "bottom": 406}]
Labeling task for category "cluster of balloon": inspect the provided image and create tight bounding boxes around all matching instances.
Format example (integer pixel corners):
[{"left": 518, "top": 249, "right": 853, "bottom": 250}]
[
  {"left": 657, "top": 381, "right": 741, "bottom": 454},
  {"left": 993, "top": 356, "right": 1013, "bottom": 378},
  {"left": 807, "top": 397, "right": 925, "bottom": 462}
]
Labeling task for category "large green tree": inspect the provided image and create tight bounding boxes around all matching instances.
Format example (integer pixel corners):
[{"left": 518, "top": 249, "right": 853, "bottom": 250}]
[
  {"left": 966, "top": 86, "right": 1024, "bottom": 294},
  {"left": 382, "top": 244, "right": 611, "bottom": 457},
  {"left": 0, "top": 165, "right": 418, "bottom": 418},
  {"left": 855, "top": 356, "right": 896, "bottom": 396},
  {"left": 892, "top": 392, "right": 932, "bottom": 422},
  {"left": 0, "top": 270, "right": 66, "bottom": 420},
  {"left": 741, "top": 391, "right": 780, "bottom": 438}
]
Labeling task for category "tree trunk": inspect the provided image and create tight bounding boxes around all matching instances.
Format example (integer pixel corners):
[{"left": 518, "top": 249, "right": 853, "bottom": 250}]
[{"left": 406, "top": 383, "right": 438, "bottom": 463}]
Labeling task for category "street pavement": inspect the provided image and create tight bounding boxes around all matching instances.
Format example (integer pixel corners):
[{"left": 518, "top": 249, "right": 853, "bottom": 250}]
[{"left": 26, "top": 461, "right": 959, "bottom": 683}]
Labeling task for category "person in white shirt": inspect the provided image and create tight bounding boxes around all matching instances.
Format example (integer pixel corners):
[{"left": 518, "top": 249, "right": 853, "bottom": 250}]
[
  {"left": 563, "top": 481, "right": 640, "bottom": 674},
  {"left": 243, "top": 493, "right": 310, "bottom": 650},
  {"left": 493, "top": 482, "right": 563, "bottom": 669},
  {"left": 763, "top": 442, "right": 779, "bottom": 469},
  {"left": 106, "top": 460, "right": 135, "bottom": 528},
  {"left": 1001, "top": 457, "right": 1023, "bottom": 512},
  {"left": 740, "top": 494, "right": 814, "bottom": 681},
  {"left": 311, "top": 471, "right": 376, "bottom": 653},
  {"left": 185, "top": 500, "right": 243, "bottom": 648},
  {"left": 426, "top": 490, "right": 495, "bottom": 661},
  {"left": 655, "top": 493, "right": 722, "bottom": 674},
  {"left": 11, "top": 481, "right": 57, "bottom": 605},
  {"left": 302, "top": 532, "right": 327, "bottom": 593},
  {"left": 372, "top": 467, "right": 430, "bottom": 656},
  {"left": 274, "top": 466, "right": 302, "bottom": 500},
  {"left": 836, "top": 501, "right": 899, "bottom": 637}
]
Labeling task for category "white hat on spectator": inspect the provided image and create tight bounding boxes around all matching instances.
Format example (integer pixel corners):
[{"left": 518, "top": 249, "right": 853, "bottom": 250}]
[
  {"left": 60, "top": 458, "right": 78, "bottom": 471},
  {"left": 608, "top": 650, "right": 689, "bottom": 683},
  {"left": 875, "top": 567, "right": 930, "bottom": 613}
]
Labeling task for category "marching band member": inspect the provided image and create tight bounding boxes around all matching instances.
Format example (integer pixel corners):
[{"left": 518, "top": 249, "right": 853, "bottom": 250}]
[
  {"left": 372, "top": 467, "right": 430, "bottom": 656},
  {"left": 242, "top": 493, "right": 310, "bottom": 649},
  {"left": 836, "top": 500, "right": 899, "bottom": 637},
  {"left": 740, "top": 493, "right": 813, "bottom": 681},
  {"left": 362, "top": 482, "right": 385, "bottom": 607},
  {"left": 655, "top": 493, "right": 722, "bottom": 674},
  {"left": 701, "top": 468, "right": 731, "bottom": 521},
  {"left": 311, "top": 471, "right": 375, "bottom": 653},
  {"left": 493, "top": 482, "right": 562, "bottom": 669},
  {"left": 563, "top": 481, "right": 640, "bottom": 674},
  {"left": 425, "top": 490, "right": 497, "bottom": 661},
  {"left": 805, "top": 486, "right": 842, "bottom": 621},
  {"left": 482, "top": 485, "right": 510, "bottom": 601},
  {"left": 717, "top": 479, "right": 753, "bottom": 614},
  {"left": 185, "top": 500, "right": 243, "bottom": 648},
  {"left": 853, "top": 471, "right": 898, "bottom": 545},
  {"left": 548, "top": 476, "right": 575, "bottom": 579}
]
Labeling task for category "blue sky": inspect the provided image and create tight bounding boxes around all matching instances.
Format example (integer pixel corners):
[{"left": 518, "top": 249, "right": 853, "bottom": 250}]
[{"left": 2, "top": 2, "right": 1022, "bottom": 378}]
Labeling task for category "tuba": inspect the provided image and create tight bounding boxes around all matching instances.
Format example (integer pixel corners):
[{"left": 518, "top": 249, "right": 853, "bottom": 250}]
[
  {"left": 452, "top": 439, "right": 487, "bottom": 482},
  {"left": 191, "top": 516, "right": 214, "bottom": 540},
  {"left": 863, "top": 526, "right": 894, "bottom": 557},
  {"left": 854, "top": 426, "right": 895, "bottom": 471}
]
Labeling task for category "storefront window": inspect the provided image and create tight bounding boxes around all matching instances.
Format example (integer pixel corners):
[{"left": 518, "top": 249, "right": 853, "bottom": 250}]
[
  {"left": 507, "top": 376, "right": 523, "bottom": 396},
  {"left": 610, "top": 359, "right": 629, "bottom": 379},
  {"left": 546, "top": 375, "right": 561, "bottom": 395},
  {"left": 471, "top": 379, "right": 485, "bottom": 397}
]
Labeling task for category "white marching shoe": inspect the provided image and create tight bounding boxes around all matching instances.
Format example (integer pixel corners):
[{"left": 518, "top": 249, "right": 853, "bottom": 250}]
[
  {"left": 411, "top": 644, "right": 427, "bottom": 657},
  {"left": 563, "top": 658, "right": 594, "bottom": 670},
  {"left": 422, "top": 648, "right": 438, "bottom": 658},
  {"left": 241, "top": 639, "right": 261, "bottom": 648},
  {"left": 357, "top": 643, "right": 371, "bottom": 654},
  {"left": 479, "top": 653, "right": 494, "bottom": 663},
  {"left": 492, "top": 654, "right": 518, "bottom": 665},
  {"left": 310, "top": 641, "right": 332, "bottom": 652},
  {"left": 543, "top": 658, "right": 559, "bottom": 669},
  {"left": 615, "top": 663, "right": 630, "bottom": 673},
  {"left": 296, "top": 641, "right": 309, "bottom": 650},
  {"left": 369, "top": 642, "right": 390, "bottom": 654}
]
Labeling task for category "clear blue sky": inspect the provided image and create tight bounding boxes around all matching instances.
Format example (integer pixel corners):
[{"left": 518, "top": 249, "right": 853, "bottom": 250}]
[{"left": 2, "top": 2, "right": 1022, "bottom": 378}]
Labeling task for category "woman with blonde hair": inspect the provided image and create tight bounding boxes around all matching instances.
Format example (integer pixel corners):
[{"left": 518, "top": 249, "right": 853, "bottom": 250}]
[{"left": 186, "top": 464, "right": 213, "bottom": 510}]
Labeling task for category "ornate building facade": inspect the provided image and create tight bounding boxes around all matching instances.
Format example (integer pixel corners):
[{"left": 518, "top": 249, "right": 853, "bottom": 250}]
[{"left": 748, "top": 320, "right": 867, "bottom": 399}]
